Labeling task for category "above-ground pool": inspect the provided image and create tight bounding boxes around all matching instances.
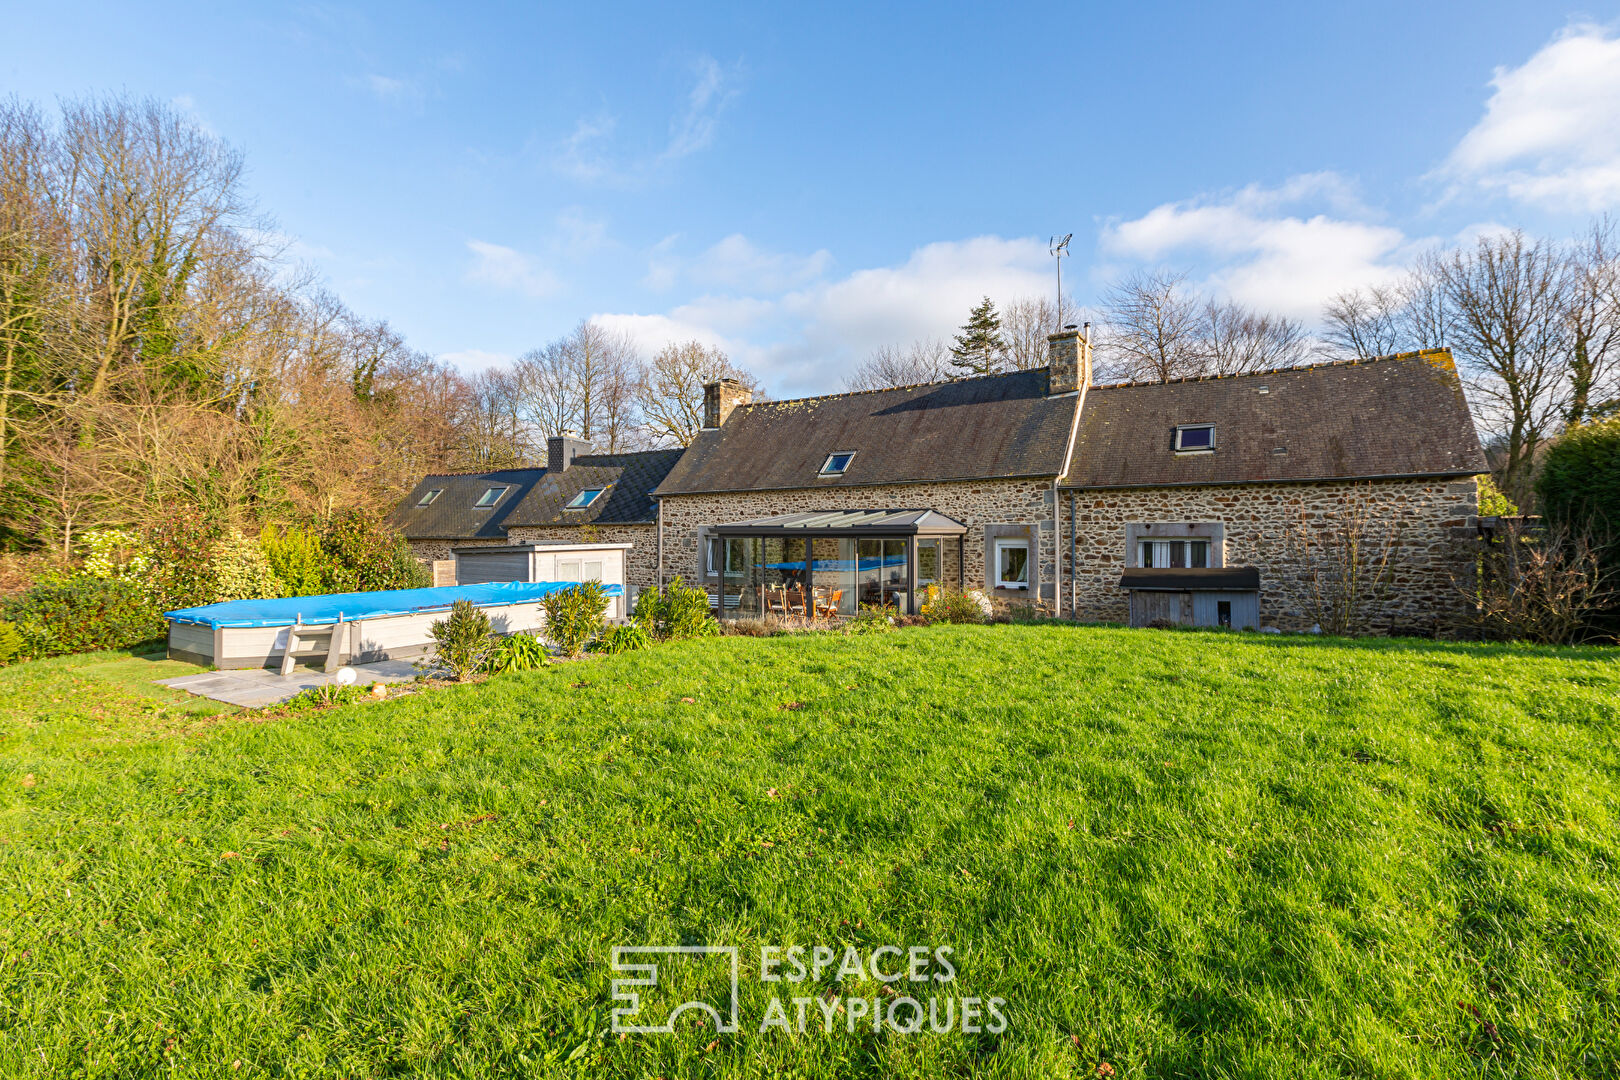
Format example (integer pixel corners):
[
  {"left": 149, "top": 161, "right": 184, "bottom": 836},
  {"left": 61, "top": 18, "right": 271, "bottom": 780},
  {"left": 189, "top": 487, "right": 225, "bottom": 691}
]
[{"left": 165, "top": 580, "right": 623, "bottom": 671}]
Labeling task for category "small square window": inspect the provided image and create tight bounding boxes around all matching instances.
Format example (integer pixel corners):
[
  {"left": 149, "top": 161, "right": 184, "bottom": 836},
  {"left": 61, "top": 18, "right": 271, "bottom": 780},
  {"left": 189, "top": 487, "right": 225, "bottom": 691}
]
[
  {"left": 475, "top": 486, "right": 508, "bottom": 507},
  {"left": 1174, "top": 424, "right": 1215, "bottom": 452},
  {"left": 565, "top": 487, "right": 606, "bottom": 509},
  {"left": 819, "top": 452, "right": 856, "bottom": 476},
  {"left": 994, "top": 539, "right": 1029, "bottom": 589},
  {"left": 416, "top": 489, "right": 443, "bottom": 507}
]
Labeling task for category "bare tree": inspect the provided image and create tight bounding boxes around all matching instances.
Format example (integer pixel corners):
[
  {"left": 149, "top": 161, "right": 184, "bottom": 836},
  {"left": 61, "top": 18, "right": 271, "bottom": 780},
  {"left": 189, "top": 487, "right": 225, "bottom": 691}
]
[
  {"left": 1201, "top": 300, "right": 1309, "bottom": 374},
  {"left": 514, "top": 340, "right": 578, "bottom": 442},
  {"left": 1096, "top": 270, "right": 1205, "bottom": 382},
  {"left": 1459, "top": 520, "right": 1616, "bottom": 643},
  {"left": 1001, "top": 296, "right": 1081, "bottom": 371},
  {"left": 458, "top": 366, "right": 530, "bottom": 467},
  {"left": 1322, "top": 285, "right": 1407, "bottom": 359},
  {"left": 1565, "top": 217, "right": 1620, "bottom": 425},
  {"left": 1441, "top": 231, "right": 1572, "bottom": 506},
  {"left": 842, "top": 339, "right": 953, "bottom": 391},
  {"left": 639, "top": 340, "right": 760, "bottom": 447}
]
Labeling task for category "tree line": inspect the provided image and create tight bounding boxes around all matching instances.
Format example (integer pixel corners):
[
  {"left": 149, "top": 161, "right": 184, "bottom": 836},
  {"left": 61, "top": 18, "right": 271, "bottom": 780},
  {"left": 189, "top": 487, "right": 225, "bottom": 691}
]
[{"left": 0, "top": 95, "right": 762, "bottom": 557}]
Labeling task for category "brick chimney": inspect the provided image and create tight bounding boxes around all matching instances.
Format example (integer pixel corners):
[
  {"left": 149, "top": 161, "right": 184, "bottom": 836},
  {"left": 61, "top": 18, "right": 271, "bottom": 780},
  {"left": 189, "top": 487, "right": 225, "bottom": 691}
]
[
  {"left": 1046, "top": 327, "right": 1091, "bottom": 395},
  {"left": 547, "top": 434, "right": 592, "bottom": 471},
  {"left": 703, "top": 378, "right": 752, "bottom": 429}
]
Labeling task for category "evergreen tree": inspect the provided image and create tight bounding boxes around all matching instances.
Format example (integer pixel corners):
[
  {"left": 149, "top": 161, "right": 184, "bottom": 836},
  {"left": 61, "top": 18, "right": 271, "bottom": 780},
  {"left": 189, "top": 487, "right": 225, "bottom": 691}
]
[{"left": 949, "top": 296, "right": 1008, "bottom": 375}]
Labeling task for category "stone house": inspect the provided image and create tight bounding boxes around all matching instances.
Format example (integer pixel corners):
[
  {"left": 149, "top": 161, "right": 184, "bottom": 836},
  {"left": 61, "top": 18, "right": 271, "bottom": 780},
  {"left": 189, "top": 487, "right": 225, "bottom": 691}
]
[
  {"left": 392, "top": 438, "right": 683, "bottom": 591},
  {"left": 650, "top": 334, "right": 1486, "bottom": 631},
  {"left": 396, "top": 333, "right": 1486, "bottom": 632}
]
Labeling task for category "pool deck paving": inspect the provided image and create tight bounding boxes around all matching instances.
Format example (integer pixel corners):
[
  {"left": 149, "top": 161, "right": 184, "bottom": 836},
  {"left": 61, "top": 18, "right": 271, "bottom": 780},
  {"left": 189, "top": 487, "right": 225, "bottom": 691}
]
[{"left": 157, "top": 659, "right": 421, "bottom": 708}]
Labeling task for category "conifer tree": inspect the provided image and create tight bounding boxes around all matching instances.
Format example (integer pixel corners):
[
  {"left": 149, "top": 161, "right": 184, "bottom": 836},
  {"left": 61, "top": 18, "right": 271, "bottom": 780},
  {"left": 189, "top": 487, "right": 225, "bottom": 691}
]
[{"left": 949, "top": 296, "right": 1008, "bottom": 375}]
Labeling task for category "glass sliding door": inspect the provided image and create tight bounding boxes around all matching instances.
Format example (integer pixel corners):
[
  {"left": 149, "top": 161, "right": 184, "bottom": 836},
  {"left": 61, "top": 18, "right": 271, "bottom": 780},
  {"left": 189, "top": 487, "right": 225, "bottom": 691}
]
[{"left": 856, "top": 537, "right": 909, "bottom": 611}]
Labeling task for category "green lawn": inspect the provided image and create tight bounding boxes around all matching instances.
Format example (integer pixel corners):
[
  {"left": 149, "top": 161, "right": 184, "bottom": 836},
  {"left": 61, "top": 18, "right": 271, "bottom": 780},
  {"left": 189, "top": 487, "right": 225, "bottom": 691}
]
[{"left": 2, "top": 627, "right": 1618, "bottom": 1078}]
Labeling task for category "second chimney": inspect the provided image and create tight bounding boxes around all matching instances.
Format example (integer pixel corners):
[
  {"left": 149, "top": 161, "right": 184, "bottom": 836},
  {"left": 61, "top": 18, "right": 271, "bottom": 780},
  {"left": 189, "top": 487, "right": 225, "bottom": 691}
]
[
  {"left": 547, "top": 434, "right": 592, "bottom": 472},
  {"left": 1046, "top": 327, "right": 1091, "bottom": 395},
  {"left": 703, "top": 378, "right": 752, "bottom": 429}
]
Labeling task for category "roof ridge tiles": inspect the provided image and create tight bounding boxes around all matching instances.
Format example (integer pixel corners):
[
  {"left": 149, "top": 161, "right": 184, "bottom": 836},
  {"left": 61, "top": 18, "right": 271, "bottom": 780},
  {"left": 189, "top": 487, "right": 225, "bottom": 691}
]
[
  {"left": 1088, "top": 348, "right": 1452, "bottom": 391},
  {"left": 738, "top": 366, "right": 1047, "bottom": 411}
]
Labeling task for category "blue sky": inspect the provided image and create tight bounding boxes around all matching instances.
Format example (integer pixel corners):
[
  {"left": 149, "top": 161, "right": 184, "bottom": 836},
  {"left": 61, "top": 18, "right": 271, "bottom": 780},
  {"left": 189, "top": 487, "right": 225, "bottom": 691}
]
[{"left": 7, "top": 2, "right": 1620, "bottom": 395}]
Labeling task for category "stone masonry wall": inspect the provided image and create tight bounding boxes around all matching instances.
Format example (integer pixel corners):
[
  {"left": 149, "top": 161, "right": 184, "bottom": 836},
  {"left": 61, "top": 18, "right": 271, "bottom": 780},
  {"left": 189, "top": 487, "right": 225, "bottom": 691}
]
[
  {"left": 1060, "top": 477, "right": 1479, "bottom": 633},
  {"left": 659, "top": 479, "right": 1059, "bottom": 609},
  {"left": 408, "top": 525, "right": 659, "bottom": 589}
]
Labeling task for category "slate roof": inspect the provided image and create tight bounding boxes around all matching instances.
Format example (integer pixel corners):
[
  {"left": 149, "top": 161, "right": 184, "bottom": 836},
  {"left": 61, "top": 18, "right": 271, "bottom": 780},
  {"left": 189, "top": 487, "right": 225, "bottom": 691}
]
[
  {"left": 654, "top": 368, "right": 1080, "bottom": 496},
  {"left": 1061, "top": 350, "right": 1486, "bottom": 489},
  {"left": 394, "top": 449, "right": 683, "bottom": 540},
  {"left": 506, "top": 449, "right": 685, "bottom": 528}
]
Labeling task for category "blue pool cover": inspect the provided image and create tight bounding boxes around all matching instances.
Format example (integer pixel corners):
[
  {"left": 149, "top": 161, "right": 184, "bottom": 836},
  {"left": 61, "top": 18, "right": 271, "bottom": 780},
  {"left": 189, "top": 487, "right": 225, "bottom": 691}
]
[{"left": 165, "top": 580, "right": 622, "bottom": 629}]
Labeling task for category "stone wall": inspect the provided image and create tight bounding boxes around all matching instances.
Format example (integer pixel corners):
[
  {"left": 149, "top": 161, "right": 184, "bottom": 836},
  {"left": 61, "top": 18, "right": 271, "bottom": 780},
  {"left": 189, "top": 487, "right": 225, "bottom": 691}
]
[
  {"left": 658, "top": 478, "right": 1059, "bottom": 609},
  {"left": 408, "top": 525, "right": 659, "bottom": 589},
  {"left": 1059, "top": 477, "right": 1479, "bottom": 633}
]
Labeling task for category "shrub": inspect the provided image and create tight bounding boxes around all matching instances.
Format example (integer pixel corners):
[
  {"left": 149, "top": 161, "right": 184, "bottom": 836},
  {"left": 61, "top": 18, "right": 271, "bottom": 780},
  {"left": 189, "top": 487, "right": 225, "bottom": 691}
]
[
  {"left": 594, "top": 623, "right": 652, "bottom": 654},
  {"left": 919, "top": 585, "right": 986, "bottom": 624},
  {"left": 543, "top": 581, "right": 608, "bottom": 658},
  {"left": 1458, "top": 520, "right": 1616, "bottom": 644},
  {"left": 0, "top": 620, "right": 23, "bottom": 665},
  {"left": 722, "top": 615, "right": 784, "bottom": 637},
  {"left": 1475, "top": 474, "right": 1518, "bottom": 517},
  {"left": 487, "top": 632, "right": 549, "bottom": 674},
  {"left": 145, "top": 505, "right": 223, "bottom": 610},
  {"left": 845, "top": 604, "right": 895, "bottom": 635},
  {"left": 212, "top": 532, "right": 286, "bottom": 602},
  {"left": 285, "top": 683, "right": 371, "bottom": 710},
  {"left": 79, "top": 529, "right": 152, "bottom": 585},
  {"left": 321, "top": 509, "right": 428, "bottom": 593},
  {"left": 2, "top": 576, "right": 165, "bottom": 659},
  {"left": 260, "top": 524, "right": 331, "bottom": 596},
  {"left": 1538, "top": 417, "right": 1620, "bottom": 530},
  {"left": 632, "top": 577, "right": 715, "bottom": 640},
  {"left": 428, "top": 599, "right": 495, "bottom": 681}
]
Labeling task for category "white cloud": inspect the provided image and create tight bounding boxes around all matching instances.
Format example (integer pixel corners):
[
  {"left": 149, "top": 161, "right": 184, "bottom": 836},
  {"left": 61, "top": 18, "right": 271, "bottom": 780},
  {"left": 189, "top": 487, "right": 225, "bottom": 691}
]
[
  {"left": 1442, "top": 23, "right": 1620, "bottom": 211},
  {"left": 464, "top": 240, "right": 558, "bottom": 298},
  {"left": 550, "top": 55, "right": 739, "bottom": 185},
  {"left": 649, "top": 234, "right": 834, "bottom": 293},
  {"left": 1100, "top": 174, "right": 1417, "bottom": 320},
  {"left": 599, "top": 235, "right": 1056, "bottom": 396}
]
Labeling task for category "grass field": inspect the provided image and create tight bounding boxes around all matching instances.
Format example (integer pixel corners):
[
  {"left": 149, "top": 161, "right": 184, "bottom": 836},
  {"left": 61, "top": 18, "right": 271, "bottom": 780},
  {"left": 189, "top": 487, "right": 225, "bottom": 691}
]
[{"left": 2, "top": 625, "right": 1618, "bottom": 1078}]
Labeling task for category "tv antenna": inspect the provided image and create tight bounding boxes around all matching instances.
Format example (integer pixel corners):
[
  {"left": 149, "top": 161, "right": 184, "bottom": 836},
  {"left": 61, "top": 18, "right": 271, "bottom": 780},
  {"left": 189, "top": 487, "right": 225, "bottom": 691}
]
[{"left": 1049, "top": 233, "right": 1072, "bottom": 325}]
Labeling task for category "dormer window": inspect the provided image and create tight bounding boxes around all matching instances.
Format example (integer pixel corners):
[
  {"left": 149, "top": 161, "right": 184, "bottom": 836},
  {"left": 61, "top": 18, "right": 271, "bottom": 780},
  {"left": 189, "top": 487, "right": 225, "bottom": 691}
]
[
  {"left": 1174, "top": 424, "right": 1215, "bottom": 453},
  {"left": 416, "top": 489, "right": 443, "bottom": 507},
  {"left": 565, "top": 487, "right": 606, "bottom": 510},
  {"left": 819, "top": 451, "right": 856, "bottom": 476},
  {"left": 475, "top": 486, "right": 509, "bottom": 507}
]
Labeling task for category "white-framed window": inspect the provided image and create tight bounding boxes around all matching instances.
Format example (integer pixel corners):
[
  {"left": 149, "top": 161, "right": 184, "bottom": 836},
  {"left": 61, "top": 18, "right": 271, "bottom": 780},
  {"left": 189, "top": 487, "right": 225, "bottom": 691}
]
[
  {"left": 1140, "top": 539, "right": 1210, "bottom": 568},
  {"left": 475, "top": 485, "right": 509, "bottom": 507},
  {"left": 1174, "top": 424, "right": 1215, "bottom": 452},
  {"left": 706, "top": 536, "right": 721, "bottom": 576},
  {"left": 565, "top": 487, "right": 606, "bottom": 509},
  {"left": 993, "top": 539, "right": 1029, "bottom": 589},
  {"left": 416, "top": 489, "right": 443, "bottom": 506},
  {"left": 819, "top": 451, "right": 856, "bottom": 476}
]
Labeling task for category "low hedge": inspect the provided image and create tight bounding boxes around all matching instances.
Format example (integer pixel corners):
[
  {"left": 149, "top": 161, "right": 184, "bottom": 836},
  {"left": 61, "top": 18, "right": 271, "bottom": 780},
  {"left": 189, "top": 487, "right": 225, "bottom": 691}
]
[{"left": 2, "top": 576, "right": 166, "bottom": 660}]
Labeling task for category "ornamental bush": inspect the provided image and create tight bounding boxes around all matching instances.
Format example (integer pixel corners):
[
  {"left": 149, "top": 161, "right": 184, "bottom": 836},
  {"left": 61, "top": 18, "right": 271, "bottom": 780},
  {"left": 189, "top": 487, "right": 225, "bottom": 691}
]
[
  {"left": 212, "top": 532, "right": 286, "bottom": 602},
  {"left": 593, "top": 623, "right": 651, "bottom": 654},
  {"left": 632, "top": 577, "right": 715, "bottom": 640},
  {"left": 919, "top": 584, "right": 986, "bottom": 624},
  {"left": 320, "top": 509, "right": 429, "bottom": 593},
  {"left": 486, "top": 632, "right": 549, "bottom": 674},
  {"left": 428, "top": 599, "right": 495, "bottom": 681},
  {"left": 145, "top": 505, "right": 223, "bottom": 611},
  {"left": 1537, "top": 417, "right": 1620, "bottom": 542},
  {"left": 2, "top": 576, "right": 165, "bottom": 659},
  {"left": 0, "top": 621, "right": 23, "bottom": 665},
  {"left": 260, "top": 524, "right": 331, "bottom": 596},
  {"left": 543, "top": 581, "right": 608, "bottom": 658}
]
